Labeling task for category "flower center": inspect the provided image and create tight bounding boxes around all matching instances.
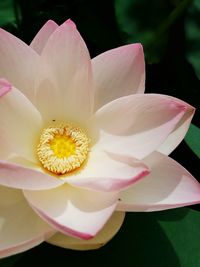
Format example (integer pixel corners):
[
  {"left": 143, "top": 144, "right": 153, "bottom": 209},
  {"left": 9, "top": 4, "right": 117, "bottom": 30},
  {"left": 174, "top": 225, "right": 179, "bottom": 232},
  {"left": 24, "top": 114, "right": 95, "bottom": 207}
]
[{"left": 37, "top": 123, "right": 90, "bottom": 175}]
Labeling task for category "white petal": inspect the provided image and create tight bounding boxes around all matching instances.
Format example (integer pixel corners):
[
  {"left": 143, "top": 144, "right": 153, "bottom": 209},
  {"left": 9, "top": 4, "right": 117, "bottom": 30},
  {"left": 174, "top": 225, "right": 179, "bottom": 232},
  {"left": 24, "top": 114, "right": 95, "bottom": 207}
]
[
  {"left": 0, "top": 79, "right": 42, "bottom": 161},
  {"left": 66, "top": 148, "right": 149, "bottom": 192},
  {"left": 30, "top": 20, "right": 58, "bottom": 54},
  {"left": 47, "top": 211, "right": 125, "bottom": 250},
  {"left": 0, "top": 27, "right": 39, "bottom": 102},
  {"left": 117, "top": 152, "right": 200, "bottom": 211},
  {"left": 24, "top": 185, "right": 118, "bottom": 239},
  {"left": 95, "top": 94, "right": 188, "bottom": 159},
  {"left": 92, "top": 44, "right": 145, "bottom": 110},
  {"left": 0, "top": 186, "right": 54, "bottom": 259},
  {"left": 37, "top": 20, "right": 93, "bottom": 123}
]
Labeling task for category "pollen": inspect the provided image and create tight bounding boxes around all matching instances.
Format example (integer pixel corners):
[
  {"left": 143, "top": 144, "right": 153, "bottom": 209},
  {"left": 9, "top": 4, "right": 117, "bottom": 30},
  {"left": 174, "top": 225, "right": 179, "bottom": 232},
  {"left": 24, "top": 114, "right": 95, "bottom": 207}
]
[{"left": 37, "top": 123, "right": 90, "bottom": 175}]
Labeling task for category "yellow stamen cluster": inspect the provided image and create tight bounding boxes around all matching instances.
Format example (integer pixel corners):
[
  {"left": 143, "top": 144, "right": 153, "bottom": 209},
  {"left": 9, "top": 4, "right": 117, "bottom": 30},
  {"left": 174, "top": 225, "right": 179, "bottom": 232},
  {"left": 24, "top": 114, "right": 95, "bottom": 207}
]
[{"left": 37, "top": 123, "right": 90, "bottom": 175}]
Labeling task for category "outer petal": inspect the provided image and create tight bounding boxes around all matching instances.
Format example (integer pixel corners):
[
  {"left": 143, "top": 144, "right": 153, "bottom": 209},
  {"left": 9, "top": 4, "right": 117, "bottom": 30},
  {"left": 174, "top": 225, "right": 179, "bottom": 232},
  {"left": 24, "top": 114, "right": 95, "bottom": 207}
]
[
  {"left": 30, "top": 20, "right": 58, "bottom": 54},
  {"left": 0, "top": 79, "right": 42, "bottom": 161},
  {"left": 117, "top": 151, "right": 200, "bottom": 211},
  {"left": 37, "top": 20, "right": 93, "bottom": 123},
  {"left": 0, "top": 27, "right": 39, "bottom": 102},
  {"left": 0, "top": 186, "right": 54, "bottom": 259},
  {"left": 23, "top": 185, "right": 118, "bottom": 240},
  {"left": 94, "top": 94, "right": 188, "bottom": 159},
  {"left": 47, "top": 211, "right": 125, "bottom": 250},
  {"left": 92, "top": 44, "right": 145, "bottom": 111},
  {"left": 66, "top": 149, "right": 149, "bottom": 192},
  {"left": 0, "top": 159, "right": 64, "bottom": 190},
  {"left": 158, "top": 102, "right": 195, "bottom": 155}
]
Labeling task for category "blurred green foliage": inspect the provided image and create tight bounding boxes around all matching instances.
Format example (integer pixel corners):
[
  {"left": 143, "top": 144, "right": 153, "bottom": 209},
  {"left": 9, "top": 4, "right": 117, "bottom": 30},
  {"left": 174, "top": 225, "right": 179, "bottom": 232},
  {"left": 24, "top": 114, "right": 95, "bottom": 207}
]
[
  {"left": 0, "top": 0, "right": 15, "bottom": 26},
  {"left": 185, "top": 0, "right": 200, "bottom": 79},
  {"left": 115, "top": 0, "right": 192, "bottom": 63},
  {"left": 115, "top": 0, "right": 171, "bottom": 63},
  {"left": 185, "top": 123, "right": 200, "bottom": 158}
]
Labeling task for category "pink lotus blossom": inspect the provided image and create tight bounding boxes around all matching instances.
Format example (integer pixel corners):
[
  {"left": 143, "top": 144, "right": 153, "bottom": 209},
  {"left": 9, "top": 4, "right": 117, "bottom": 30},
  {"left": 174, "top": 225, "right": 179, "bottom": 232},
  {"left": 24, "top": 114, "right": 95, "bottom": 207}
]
[{"left": 0, "top": 19, "right": 199, "bottom": 258}]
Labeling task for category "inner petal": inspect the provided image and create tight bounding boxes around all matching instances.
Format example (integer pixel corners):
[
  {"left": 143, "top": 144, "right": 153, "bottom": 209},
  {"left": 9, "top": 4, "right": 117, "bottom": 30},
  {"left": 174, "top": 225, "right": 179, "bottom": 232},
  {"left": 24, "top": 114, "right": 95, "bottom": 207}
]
[{"left": 37, "top": 123, "right": 90, "bottom": 175}]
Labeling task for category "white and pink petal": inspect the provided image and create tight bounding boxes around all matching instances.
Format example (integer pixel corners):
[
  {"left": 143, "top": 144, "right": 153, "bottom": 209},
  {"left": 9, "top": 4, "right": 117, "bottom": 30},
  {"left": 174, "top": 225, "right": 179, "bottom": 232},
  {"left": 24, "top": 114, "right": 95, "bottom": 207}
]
[
  {"left": 66, "top": 149, "right": 149, "bottom": 192},
  {"left": 0, "top": 27, "right": 39, "bottom": 102},
  {"left": 0, "top": 186, "right": 54, "bottom": 259},
  {"left": 30, "top": 20, "right": 58, "bottom": 54},
  {"left": 0, "top": 159, "right": 63, "bottom": 190},
  {"left": 158, "top": 101, "right": 195, "bottom": 155},
  {"left": 117, "top": 152, "right": 200, "bottom": 211},
  {"left": 23, "top": 185, "right": 118, "bottom": 240},
  {"left": 37, "top": 20, "right": 94, "bottom": 123},
  {"left": 92, "top": 44, "right": 145, "bottom": 110},
  {"left": 0, "top": 80, "right": 42, "bottom": 162},
  {"left": 95, "top": 94, "right": 189, "bottom": 159},
  {"left": 47, "top": 211, "right": 125, "bottom": 250}
]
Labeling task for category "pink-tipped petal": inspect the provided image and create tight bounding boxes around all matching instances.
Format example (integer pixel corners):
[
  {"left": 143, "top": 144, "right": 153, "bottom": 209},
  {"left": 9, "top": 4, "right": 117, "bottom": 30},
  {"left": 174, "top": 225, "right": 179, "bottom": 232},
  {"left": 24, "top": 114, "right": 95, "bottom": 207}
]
[
  {"left": 24, "top": 185, "right": 118, "bottom": 239},
  {"left": 117, "top": 151, "right": 200, "bottom": 211},
  {"left": 47, "top": 211, "right": 125, "bottom": 250},
  {"left": 0, "top": 79, "right": 11, "bottom": 97},
  {"left": 0, "top": 186, "right": 55, "bottom": 259},
  {"left": 64, "top": 19, "right": 76, "bottom": 28},
  {"left": 95, "top": 94, "right": 188, "bottom": 159},
  {"left": 37, "top": 20, "right": 93, "bottom": 123},
  {"left": 0, "top": 27, "right": 39, "bottom": 102},
  {"left": 0, "top": 81, "right": 42, "bottom": 162},
  {"left": 30, "top": 20, "right": 58, "bottom": 54},
  {"left": 158, "top": 100, "right": 195, "bottom": 155},
  {"left": 66, "top": 149, "right": 149, "bottom": 192},
  {"left": 0, "top": 159, "right": 64, "bottom": 190},
  {"left": 92, "top": 44, "right": 145, "bottom": 111}
]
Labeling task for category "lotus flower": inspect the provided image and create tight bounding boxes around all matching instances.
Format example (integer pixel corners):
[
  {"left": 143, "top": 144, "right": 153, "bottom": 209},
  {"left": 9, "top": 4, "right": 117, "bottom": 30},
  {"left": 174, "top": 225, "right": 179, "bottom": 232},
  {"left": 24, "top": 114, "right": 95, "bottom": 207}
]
[{"left": 0, "top": 19, "right": 199, "bottom": 258}]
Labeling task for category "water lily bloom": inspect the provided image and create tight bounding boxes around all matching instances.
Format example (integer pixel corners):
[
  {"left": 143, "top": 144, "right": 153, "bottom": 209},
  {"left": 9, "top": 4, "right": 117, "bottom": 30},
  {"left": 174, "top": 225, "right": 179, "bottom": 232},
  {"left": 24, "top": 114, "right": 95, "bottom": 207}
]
[{"left": 0, "top": 19, "right": 200, "bottom": 258}]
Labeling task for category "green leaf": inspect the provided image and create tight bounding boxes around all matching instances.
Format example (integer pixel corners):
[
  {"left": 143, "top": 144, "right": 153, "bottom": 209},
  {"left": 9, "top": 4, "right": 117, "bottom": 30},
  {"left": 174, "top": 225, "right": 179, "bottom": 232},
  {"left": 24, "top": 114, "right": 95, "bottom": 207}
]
[
  {"left": 185, "top": 123, "right": 200, "bottom": 158},
  {"left": 158, "top": 208, "right": 200, "bottom": 267},
  {"left": 0, "top": 0, "right": 16, "bottom": 26},
  {"left": 185, "top": 0, "right": 200, "bottom": 79}
]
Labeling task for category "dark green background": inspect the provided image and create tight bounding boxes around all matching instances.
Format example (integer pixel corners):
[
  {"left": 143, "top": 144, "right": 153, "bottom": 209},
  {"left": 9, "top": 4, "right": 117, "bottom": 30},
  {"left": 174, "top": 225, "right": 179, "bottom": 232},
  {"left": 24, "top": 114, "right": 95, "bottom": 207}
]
[{"left": 0, "top": 0, "right": 200, "bottom": 266}]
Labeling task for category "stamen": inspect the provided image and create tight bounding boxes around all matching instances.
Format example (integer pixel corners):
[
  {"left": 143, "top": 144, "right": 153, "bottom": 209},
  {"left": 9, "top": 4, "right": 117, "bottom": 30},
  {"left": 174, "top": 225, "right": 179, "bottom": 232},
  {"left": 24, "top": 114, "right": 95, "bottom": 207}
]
[{"left": 37, "top": 123, "right": 90, "bottom": 175}]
